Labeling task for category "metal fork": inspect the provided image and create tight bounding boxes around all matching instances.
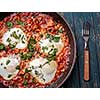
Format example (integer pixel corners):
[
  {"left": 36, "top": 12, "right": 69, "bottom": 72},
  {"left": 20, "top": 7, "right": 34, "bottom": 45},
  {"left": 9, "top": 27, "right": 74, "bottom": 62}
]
[{"left": 82, "top": 21, "right": 90, "bottom": 81}]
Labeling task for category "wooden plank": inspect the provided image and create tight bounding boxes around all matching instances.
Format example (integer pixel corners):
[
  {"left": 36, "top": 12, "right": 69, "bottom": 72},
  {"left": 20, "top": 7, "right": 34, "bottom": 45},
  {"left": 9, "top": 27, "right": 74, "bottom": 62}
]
[
  {"left": 61, "top": 12, "right": 80, "bottom": 88},
  {"left": 72, "top": 13, "right": 85, "bottom": 87},
  {"left": 73, "top": 12, "right": 100, "bottom": 88},
  {"left": 92, "top": 13, "right": 100, "bottom": 87},
  {"left": 83, "top": 13, "right": 100, "bottom": 88}
]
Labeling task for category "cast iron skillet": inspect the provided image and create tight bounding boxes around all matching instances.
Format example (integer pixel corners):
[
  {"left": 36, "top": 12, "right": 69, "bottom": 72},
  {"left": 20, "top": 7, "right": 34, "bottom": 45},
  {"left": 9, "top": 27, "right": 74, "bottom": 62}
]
[{"left": 0, "top": 12, "right": 76, "bottom": 88}]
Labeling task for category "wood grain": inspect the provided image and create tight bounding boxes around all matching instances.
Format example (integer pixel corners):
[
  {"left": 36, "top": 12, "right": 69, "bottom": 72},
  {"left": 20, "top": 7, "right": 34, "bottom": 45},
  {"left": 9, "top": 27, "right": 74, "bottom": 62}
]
[
  {"left": 61, "top": 12, "right": 100, "bottom": 88},
  {"left": 84, "top": 49, "right": 89, "bottom": 81}
]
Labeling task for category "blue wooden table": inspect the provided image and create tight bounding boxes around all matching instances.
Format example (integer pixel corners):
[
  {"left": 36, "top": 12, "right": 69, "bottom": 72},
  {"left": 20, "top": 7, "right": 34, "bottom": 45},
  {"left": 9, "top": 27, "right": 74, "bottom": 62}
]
[{"left": 61, "top": 12, "right": 100, "bottom": 88}]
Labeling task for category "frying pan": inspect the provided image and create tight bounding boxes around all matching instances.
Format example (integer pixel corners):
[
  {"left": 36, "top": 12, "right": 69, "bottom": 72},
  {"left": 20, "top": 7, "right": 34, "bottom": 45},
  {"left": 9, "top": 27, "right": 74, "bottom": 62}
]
[{"left": 0, "top": 12, "right": 76, "bottom": 88}]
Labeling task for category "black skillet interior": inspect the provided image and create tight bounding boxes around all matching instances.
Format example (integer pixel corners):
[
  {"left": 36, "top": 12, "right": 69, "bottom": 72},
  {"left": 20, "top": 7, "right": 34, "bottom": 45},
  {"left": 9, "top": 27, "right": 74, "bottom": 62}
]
[{"left": 0, "top": 12, "right": 76, "bottom": 88}]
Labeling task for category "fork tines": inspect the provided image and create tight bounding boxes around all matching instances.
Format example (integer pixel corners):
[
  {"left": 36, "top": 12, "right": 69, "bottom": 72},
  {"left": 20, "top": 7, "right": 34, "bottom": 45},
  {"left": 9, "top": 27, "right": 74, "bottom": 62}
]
[{"left": 83, "top": 21, "right": 90, "bottom": 36}]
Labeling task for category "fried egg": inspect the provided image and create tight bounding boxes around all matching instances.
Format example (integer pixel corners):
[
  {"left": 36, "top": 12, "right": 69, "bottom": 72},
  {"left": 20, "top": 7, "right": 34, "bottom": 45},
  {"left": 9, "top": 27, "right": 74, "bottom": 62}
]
[
  {"left": 39, "top": 35, "right": 64, "bottom": 54},
  {"left": 2, "top": 28, "right": 27, "bottom": 49},
  {"left": 0, "top": 54, "right": 21, "bottom": 80},
  {"left": 29, "top": 57, "right": 57, "bottom": 84}
]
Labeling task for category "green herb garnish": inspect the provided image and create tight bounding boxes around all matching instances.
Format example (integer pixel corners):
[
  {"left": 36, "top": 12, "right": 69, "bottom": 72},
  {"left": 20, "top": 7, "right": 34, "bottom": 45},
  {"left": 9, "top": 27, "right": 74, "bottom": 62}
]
[
  {"left": 47, "top": 48, "right": 58, "bottom": 62},
  {"left": 46, "top": 34, "right": 60, "bottom": 42},
  {"left": 20, "top": 53, "right": 27, "bottom": 60},
  {"left": 48, "top": 48, "right": 53, "bottom": 55},
  {"left": 27, "top": 37, "right": 36, "bottom": 52},
  {"left": 52, "top": 48, "right": 58, "bottom": 55},
  {"left": 46, "top": 33, "right": 51, "bottom": 38},
  {"left": 8, "top": 74, "right": 12, "bottom": 78},
  {"left": 7, "top": 38, "right": 11, "bottom": 42},
  {"left": 18, "top": 34, "right": 21, "bottom": 38},
  {"left": 17, "top": 20, "right": 25, "bottom": 26},
  {"left": 23, "top": 80, "right": 28, "bottom": 86},
  {"left": 12, "top": 31, "right": 19, "bottom": 39},
  {"left": 9, "top": 43, "right": 16, "bottom": 49},
  {"left": 32, "top": 78, "right": 36, "bottom": 84},
  {"left": 22, "top": 40, "right": 25, "bottom": 44},
  {"left": 6, "top": 60, "right": 10, "bottom": 65},
  {"left": 27, "top": 52, "right": 33, "bottom": 59},
  {"left": 35, "top": 70, "right": 40, "bottom": 76},
  {"left": 6, "top": 22, "right": 13, "bottom": 28},
  {"left": 42, "top": 46, "right": 48, "bottom": 52},
  {"left": 31, "top": 66, "right": 34, "bottom": 69},
  {"left": 0, "top": 43, "right": 5, "bottom": 51},
  {"left": 20, "top": 52, "right": 33, "bottom": 60},
  {"left": 58, "top": 29, "right": 63, "bottom": 33},
  {"left": 27, "top": 44, "right": 35, "bottom": 52},
  {"left": 47, "top": 55, "right": 56, "bottom": 62},
  {"left": 25, "top": 68, "right": 32, "bottom": 73},
  {"left": 16, "top": 65, "right": 20, "bottom": 70},
  {"left": 39, "top": 64, "right": 42, "bottom": 68},
  {"left": 53, "top": 36, "right": 60, "bottom": 42},
  {"left": 29, "top": 37, "right": 37, "bottom": 44}
]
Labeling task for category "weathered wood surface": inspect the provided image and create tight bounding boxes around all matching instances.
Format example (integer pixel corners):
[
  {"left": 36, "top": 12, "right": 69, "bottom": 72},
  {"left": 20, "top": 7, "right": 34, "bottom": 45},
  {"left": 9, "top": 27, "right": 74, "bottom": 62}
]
[{"left": 62, "top": 12, "right": 100, "bottom": 88}]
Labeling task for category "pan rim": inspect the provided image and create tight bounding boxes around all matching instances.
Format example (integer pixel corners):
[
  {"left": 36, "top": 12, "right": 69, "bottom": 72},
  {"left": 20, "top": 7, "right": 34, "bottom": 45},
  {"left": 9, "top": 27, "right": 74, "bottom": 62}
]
[{"left": 55, "top": 12, "right": 76, "bottom": 88}]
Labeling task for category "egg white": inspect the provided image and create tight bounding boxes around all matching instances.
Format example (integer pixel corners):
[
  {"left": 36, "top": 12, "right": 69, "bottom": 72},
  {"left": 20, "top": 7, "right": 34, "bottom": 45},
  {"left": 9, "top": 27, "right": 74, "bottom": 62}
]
[
  {"left": 39, "top": 35, "right": 64, "bottom": 54},
  {"left": 29, "top": 57, "right": 57, "bottom": 84},
  {"left": 2, "top": 28, "right": 27, "bottom": 49},
  {"left": 0, "top": 54, "right": 21, "bottom": 80}
]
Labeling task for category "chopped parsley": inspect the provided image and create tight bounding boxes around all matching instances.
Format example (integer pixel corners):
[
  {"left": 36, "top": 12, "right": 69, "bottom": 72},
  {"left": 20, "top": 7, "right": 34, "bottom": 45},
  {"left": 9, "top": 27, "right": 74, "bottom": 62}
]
[
  {"left": 8, "top": 74, "right": 12, "bottom": 78},
  {"left": 26, "top": 52, "right": 34, "bottom": 59},
  {"left": 11, "top": 31, "right": 19, "bottom": 39},
  {"left": 16, "top": 65, "right": 20, "bottom": 70},
  {"left": 46, "top": 33, "right": 60, "bottom": 42},
  {"left": 29, "top": 37, "right": 37, "bottom": 44},
  {"left": 20, "top": 52, "right": 33, "bottom": 60},
  {"left": 21, "top": 35, "right": 26, "bottom": 44},
  {"left": 27, "top": 37, "right": 36, "bottom": 52},
  {"left": 58, "top": 29, "right": 63, "bottom": 33},
  {"left": 20, "top": 53, "right": 26, "bottom": 60},
  {"left": 18, "top": 34, "right": 21, "bottom": 38},
  {"left": 20, "top": 52, "right": 34, "bottom": 60},
  {"left": 22, "top": 40, "right": 25, "bottom": 44},
  {"left": 0, "top": 43, "right": 5, "bottom": 51},
  {"left": 9, "top": 43, "right": 16, "bottom": 49},
  {"left": 39, "top": 64, "right": 42, "bottom": 68},
  {"left": 53, "top": 36, "right": 60, "bottom": 42},
  {"left": 47, "top": 55, "right": 56, "bottom": 62},
  {"left": 6, "top": 60, "right": 10, "bottom": 65},
  {"left": 46, "top": 33, "right": 51, "bottom": 38},
  {"left": 23, "top": 80, "right": 28, "bottom": 86},
  {"left": 7, "top": 38, "right": 11, "bottom": 42},
  {"left": 31, "top": 66, "right": 34, "bottom": 69},
  {"left": 52, "top": 48, "right": 58, "bottom": 55},
  {"left": 20, "top": 53, "right": 27, "bottom": 60},
  {"left": 17, "top": 20, "right": 25, "bottom": 26},
  {"left": 25, "top": 68, "right": 32, "bottom": 73},
  {"left": 42, "top": 46, "right": 48, "bottom": 52},
  {"left": 32, "top": 78, "right": 36, "bottom": 84},
  {"left": 48, "top": 48, "right": 53, "bottom": 55},
  {"left": 6, "top": 22, "right": 13, "bottom": 28},
  {"left": 47, "top": 48, "right": 58, "bottom": 62},
  {"left": 27, "top": 44, "right": 35, "bottom": 52},
  {"left": 35, "top": 70, "right": 40, "bottom": 76}
]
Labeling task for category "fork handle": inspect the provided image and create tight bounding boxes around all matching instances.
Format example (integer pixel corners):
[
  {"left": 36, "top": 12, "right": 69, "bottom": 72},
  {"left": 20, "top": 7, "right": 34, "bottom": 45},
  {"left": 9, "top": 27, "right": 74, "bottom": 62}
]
[{"left": 84, "top": 49, "right": 90, "bottom": 81}]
